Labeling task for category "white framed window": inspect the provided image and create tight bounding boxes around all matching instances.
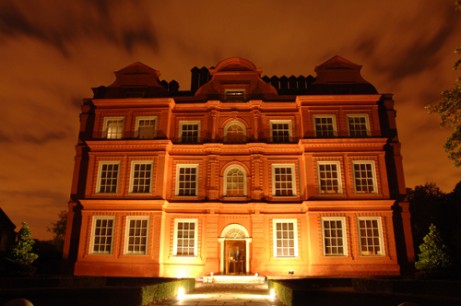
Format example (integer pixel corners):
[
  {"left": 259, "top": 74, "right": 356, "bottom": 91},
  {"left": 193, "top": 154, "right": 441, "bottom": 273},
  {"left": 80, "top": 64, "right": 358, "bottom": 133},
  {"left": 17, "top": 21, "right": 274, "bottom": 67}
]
[
  {"left": 352, "top": 161, "right": 378, "bottom": 193},
  {"left": 173, "top": 219, "right": 198, "bottom": 256},
  {"left": 124, "top": 217, "right": 149, "bottom": 255},
  {"left": 317, "top": 161, "right": 342, "bottom": 194},
  {"left": 175, "top": 164, "right": 199, "bottom": 196},
  {"left": 179, "top": 121, "right": 200, "bottom": 143},
  {"left": 96, "top": 161, "right": 120, "bottom": 193},
  {"left": 103, "top": 117, "right": 124, "bottom": 139},
  {"left": 358, "top": 217, "right": 384, "bottom": 256},
  {"left": 273, "top": 219, "right": 298, "bottom": 257},
  {"left": 135, "top": 116, "right": 157, "bottom": 139},
  {"left": 129, "top": 161, "right": 153, "bottom": 193},
  {"left": 314, "top": 115, "right": 336, "bottom": 137},
  {"left": 272, "top": 164, "right": 296, "bottom": 196},
  {"left": 224, "top": 89, "right": 245, "bottom": 102},
  {"left": 322, "top": 217, "right": 347, "bottom": 256},
  {"left": 270, "top": 120, "right": 292, "bottom": 143},
  {"left": 90, "top": 216, "right": 115, "bottom": 254},
  {"left": 224, "top": 165, "right": 247, "bottom": 197},
  {"left": 224, "top": 121, "right": 246, "bottom": 143},
  {"left": 347, "top": 114, "right": 370, "bottom": 137}
]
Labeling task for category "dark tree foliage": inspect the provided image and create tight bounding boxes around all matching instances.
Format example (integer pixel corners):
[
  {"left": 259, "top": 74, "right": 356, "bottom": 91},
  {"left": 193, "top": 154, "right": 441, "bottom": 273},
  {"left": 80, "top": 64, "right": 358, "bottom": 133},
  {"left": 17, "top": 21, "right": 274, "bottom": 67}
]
[
  {"left": 47, "top": 210, "right": 67, "bottom": 251},
  {"left": 415, "top": 224, "right": 453, "bottom": 271},
  {"left": 408, "top": 181, "right": 461, "bottom": 269},
  {"left": 9, "top": 222, "right": 38, "bottom": 266}
]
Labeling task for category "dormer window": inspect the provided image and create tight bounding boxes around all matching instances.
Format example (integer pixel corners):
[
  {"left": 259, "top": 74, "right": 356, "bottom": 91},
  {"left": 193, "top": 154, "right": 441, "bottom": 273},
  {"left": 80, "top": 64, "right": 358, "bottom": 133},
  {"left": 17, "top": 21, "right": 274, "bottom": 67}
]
[{"left": 224, "top": 89, "right": 245, "bottom": 102}]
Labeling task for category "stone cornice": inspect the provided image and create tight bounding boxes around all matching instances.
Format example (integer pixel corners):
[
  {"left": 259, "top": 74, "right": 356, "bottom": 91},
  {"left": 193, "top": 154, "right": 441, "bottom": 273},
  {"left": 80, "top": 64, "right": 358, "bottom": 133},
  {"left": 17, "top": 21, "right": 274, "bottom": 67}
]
[
  {"left": 85, "top": 140, "right": 172, "bottom": 152},
  {"left": 296, "top": 94, "right": 382, "bottom": 106}
]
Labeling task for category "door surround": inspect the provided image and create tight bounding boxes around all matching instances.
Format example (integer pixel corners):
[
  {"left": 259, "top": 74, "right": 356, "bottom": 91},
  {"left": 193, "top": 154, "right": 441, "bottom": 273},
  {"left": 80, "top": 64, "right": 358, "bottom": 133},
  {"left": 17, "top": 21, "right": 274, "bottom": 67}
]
[{"left": 218, "top": 224, "right": 252, "bottom": 274}]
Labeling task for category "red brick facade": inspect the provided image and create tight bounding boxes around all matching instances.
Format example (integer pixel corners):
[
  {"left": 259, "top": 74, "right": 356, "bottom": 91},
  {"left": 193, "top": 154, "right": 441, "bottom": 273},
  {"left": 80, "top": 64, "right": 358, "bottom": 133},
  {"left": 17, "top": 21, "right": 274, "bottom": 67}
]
[{"left": 63, "top": 56, "right": 414, "bottom": 277}]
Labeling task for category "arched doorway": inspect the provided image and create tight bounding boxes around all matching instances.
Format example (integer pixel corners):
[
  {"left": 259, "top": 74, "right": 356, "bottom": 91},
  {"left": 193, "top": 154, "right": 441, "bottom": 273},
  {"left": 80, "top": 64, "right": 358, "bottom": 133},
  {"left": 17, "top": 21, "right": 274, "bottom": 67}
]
[{"left": 218, "top": 224, "right": 252, "bottom": 274}]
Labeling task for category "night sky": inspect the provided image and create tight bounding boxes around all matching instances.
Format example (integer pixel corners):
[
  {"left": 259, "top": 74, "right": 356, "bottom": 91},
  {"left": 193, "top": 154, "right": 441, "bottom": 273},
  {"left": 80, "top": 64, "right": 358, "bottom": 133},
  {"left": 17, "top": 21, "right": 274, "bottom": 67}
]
[{"left": 1, "top": 0, "right": 461, "bottom": 240}]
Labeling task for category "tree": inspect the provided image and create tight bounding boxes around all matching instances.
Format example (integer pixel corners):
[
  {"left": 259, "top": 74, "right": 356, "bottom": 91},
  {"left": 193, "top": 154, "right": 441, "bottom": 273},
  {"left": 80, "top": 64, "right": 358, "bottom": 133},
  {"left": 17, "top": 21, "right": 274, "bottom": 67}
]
[
  {"left": 415, "top": 224, "right": 453, "bottom": 271},
  {"left": 9, "top": 222, "right": 39, "bottom": 266},
  {"left": 47, "top": 210, "right": 67, "bottom": 251},
  {"left": 427, "top": 1, "right": 461, "bottom": 166}
]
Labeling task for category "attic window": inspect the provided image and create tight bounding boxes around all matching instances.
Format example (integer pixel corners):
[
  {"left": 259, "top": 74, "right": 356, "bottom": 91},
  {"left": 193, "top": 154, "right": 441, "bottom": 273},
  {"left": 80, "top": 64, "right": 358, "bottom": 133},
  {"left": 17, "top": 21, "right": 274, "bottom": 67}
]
[{"left": 224, "top": 89, "right": 245, "bottom": 102}]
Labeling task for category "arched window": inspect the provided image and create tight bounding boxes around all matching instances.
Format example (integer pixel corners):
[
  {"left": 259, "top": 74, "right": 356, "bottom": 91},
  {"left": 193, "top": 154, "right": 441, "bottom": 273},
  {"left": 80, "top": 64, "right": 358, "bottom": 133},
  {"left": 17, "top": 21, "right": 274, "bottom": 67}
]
[
  {"left": 224, "top": 166, "right": 247, "bottom": 197},
  {"left": 224, "top": 121, "right": 246, "bottom": 143}
]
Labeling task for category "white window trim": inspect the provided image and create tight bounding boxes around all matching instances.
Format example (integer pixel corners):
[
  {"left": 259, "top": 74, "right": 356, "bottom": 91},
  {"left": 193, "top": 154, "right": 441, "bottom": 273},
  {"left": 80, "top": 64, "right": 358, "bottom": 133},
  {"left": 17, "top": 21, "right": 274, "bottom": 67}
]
[
  {"left": 96, "top": 161, "right": 120, "bottom": 194},
  {"left": 173, "top": 218, "right": 198, "bottom": 257},
  {"left": 89, "top": 216, "right": 115, "bottom": 255},
  {"left": 357, "top": 216, "right": 385, "bottom": 256},
  {"left": 352, "top": 160, "right": 378, "bottom": 194},
  {"left": 129, "top": 161, "right": 153, "bottom": 194},
  {"left": 272, "top": 218, "right": 299, "bottom": 258},
  {"left": 175, "top": 164, "right": 199, "bottom": 196},
  {"left": 223, "top": 165, "right": 247, "bottom": 197},
  {"left": 316, "top": 161, "right": 343, "bottom": 194},
  {"left": 135, "top": 116, "right": 158, "bottom": 138},
  {"left": 124, "top": 216, "right": 150, "bottom": 255},
  {"left": 321, "top": 216, "right": 348, "bottom": 256},
  {"left": 346, "top": 114, "right": 370, "bottom": 136},
  {"left": 271, "top": 164, "right": 297, "bottom": 196},
  {"left": 103, "top": 116, "right": 125, "bottom": 139},
  {"left": 178, "top": 120, "right": 201, "bottom": 142},
  {"left": 313, "top": 114, "right": 337, "bottom": 137},
  {"left": 269, "top": 119, "right": 293, "bottom": 142}
]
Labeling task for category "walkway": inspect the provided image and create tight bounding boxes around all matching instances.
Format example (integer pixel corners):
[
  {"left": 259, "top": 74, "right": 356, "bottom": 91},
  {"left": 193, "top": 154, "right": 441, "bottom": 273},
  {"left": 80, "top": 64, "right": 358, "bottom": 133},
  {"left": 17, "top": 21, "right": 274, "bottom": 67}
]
[{"left": 153, "top": 282, "right": 284, "bottom": 305}]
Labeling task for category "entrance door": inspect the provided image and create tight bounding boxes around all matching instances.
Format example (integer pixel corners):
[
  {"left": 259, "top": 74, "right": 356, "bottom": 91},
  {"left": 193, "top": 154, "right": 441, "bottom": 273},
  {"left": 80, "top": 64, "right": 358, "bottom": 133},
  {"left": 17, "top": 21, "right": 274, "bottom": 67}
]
[{"left": 224, "top": 240, "right": 246, "bottom": 274}]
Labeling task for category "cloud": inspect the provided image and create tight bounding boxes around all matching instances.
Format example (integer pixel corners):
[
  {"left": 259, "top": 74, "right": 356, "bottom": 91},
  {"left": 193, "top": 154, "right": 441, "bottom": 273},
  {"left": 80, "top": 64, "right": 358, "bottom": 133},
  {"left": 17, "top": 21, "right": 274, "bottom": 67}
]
[{"left": 0, "top": 0, "right": 159, "bottom": 55}]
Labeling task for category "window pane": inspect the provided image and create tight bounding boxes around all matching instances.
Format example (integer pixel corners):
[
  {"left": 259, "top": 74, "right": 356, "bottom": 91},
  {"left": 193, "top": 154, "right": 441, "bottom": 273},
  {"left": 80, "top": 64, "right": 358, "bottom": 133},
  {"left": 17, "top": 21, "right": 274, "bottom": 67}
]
[
  {"left": 99, "top": 163, "right": 119, "bottom": 193},
  {"left": 348, "top": 116, "right": 368, "bottom": 137},
  {"left": 176, "top": 221, "right": 196, "bottom": 256},
  {"left": 126, "top": 219, "right": 148, "bottom": 254},
  {"left": 358, "top": 219, "right": 383, "bottom": 255},
  {"left": 226, "top": 168, "right": 245, "bottom": 197},
  {"left": 131, "top": 163, "right": 152, "bottom": 193},
  {"left": 318, "top": 163, "right": 340, "bottom": 193},
  {"left": 180, "top": 123, "right": 199, "bottom": 143},
  {"left": 92, "top": 218, "right": 114, "bottom": 254},
  {"left": 353, "top": 162, "right": 376, "bottom": 193},
  {"left": 274, "top": 221, "right": 296, "bottom": 257},
  {"left": 323, "top": 219, "right": 346, "bottom": 256},
  {"left": 315, "top": 117, "right": 335, "bottom": 137},
  {"left": 178, "top": 167, "right": 197, "bottom": 196},
  {"left": 106, "top": 119, "right": 124, "bottom": 139},
  {"left": 271, "top": 122, "right": 291, "bottom": 143},
  {"left": 274, "top": 166, "right": 294, "bottom": 196}
]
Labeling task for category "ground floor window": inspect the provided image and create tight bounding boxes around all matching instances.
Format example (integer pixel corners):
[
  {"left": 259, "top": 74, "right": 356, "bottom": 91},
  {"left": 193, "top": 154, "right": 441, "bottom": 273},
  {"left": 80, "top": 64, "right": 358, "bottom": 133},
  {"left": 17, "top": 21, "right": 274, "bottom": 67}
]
[
  {"left": 322, "top": 217, "right": 347, "bottom": 256},
  {"left": 358, "top": 217, "right": 384, "bottom": 256},
  {"left": 91, "top": 216, "right": 115, "bottom": 254},
  {"left": 273, "top": 219, "right": 298, "bottom": 257},
  {"left": 173, "top": 219, "right": 198, "bottom": 256},
  {"left": 125, "top": 217, "right": 149, "bottom": 255}
]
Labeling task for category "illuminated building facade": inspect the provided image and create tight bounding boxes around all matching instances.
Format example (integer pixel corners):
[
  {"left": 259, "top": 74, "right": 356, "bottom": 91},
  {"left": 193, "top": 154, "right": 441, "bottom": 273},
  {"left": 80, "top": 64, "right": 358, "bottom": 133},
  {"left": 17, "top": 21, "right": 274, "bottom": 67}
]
[{"left": 63, "top": 56, "right": 414, "bottom": 277}]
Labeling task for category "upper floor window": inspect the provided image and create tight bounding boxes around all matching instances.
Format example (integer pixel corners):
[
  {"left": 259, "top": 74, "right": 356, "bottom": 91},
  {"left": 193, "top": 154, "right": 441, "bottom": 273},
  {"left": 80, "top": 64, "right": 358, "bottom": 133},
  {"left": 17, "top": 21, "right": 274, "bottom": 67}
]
[
  {"left": 179, "top": 121, "right": 200, "bottom": 143},
  {"left": 273, "top": 219, "right": 298, "bottom": 257},
  {"left": 224, "top": 89, "right": 245, "bottom": 102},
  {"left": 270, "top": 120, "right": 292, "bottom": 143},
  {"left": 322, "top": 217, "right": 347, "bottom": 256},
  {"left": 347, "top": 114, "right": 369, "bottom": 137},
  {"left": 224, "top": 165, "right": 246, "bottom": 197},
  {"left": 317, "top": 161, "right": 342, "bottom": 194},
  {"left": 176, "top": 164, "right": 198, "bottom": 196},
  {"left": 314, "top": 115, "right": 336, "bottom": 137},
  {"left": 135, "top": 116, "right": 157, "bottom": 139},
  {"left": 224, "top": 121, "right": 246, "bottom": 143},
  {"left": 272, "top": 164, "right": 296, "bottom": 196},
  {"left": 125, "top": 217, "right": 149, "bottom": 255},
  {"left": 173, "top": 219, "right": 198, "bottom": 256},
  {"left": 129, "top": 161, "right": 153, "bottom": 194},
  {"left": 90, "top": 216, "right": 114, "bottom": 254},
  {"left": 97, "top": 162, "right": 120, "bottom": 193},
  {"left": 103, "top": 117, "right": 124, "bottom": 139},
  {"left": 352, "top": 161, "right": 378, "bottom": 194},
  {"left": 358, "top": 217, "right": 384, "bottom": 256}
]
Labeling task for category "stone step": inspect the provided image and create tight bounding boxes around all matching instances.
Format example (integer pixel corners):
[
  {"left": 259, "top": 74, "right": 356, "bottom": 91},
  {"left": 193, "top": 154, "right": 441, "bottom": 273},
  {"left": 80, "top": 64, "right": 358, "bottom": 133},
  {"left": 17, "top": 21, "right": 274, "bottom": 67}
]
[{"left": 201, "top": 275, "right": 266, "bottom": 284}]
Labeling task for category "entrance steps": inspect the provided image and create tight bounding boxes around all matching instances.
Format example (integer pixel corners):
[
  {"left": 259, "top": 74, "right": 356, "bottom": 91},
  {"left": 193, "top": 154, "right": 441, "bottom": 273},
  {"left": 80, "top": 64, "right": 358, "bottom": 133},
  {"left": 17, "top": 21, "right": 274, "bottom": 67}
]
[{"left": 201, "top": 274, "right": 266, "bottom": 284}]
